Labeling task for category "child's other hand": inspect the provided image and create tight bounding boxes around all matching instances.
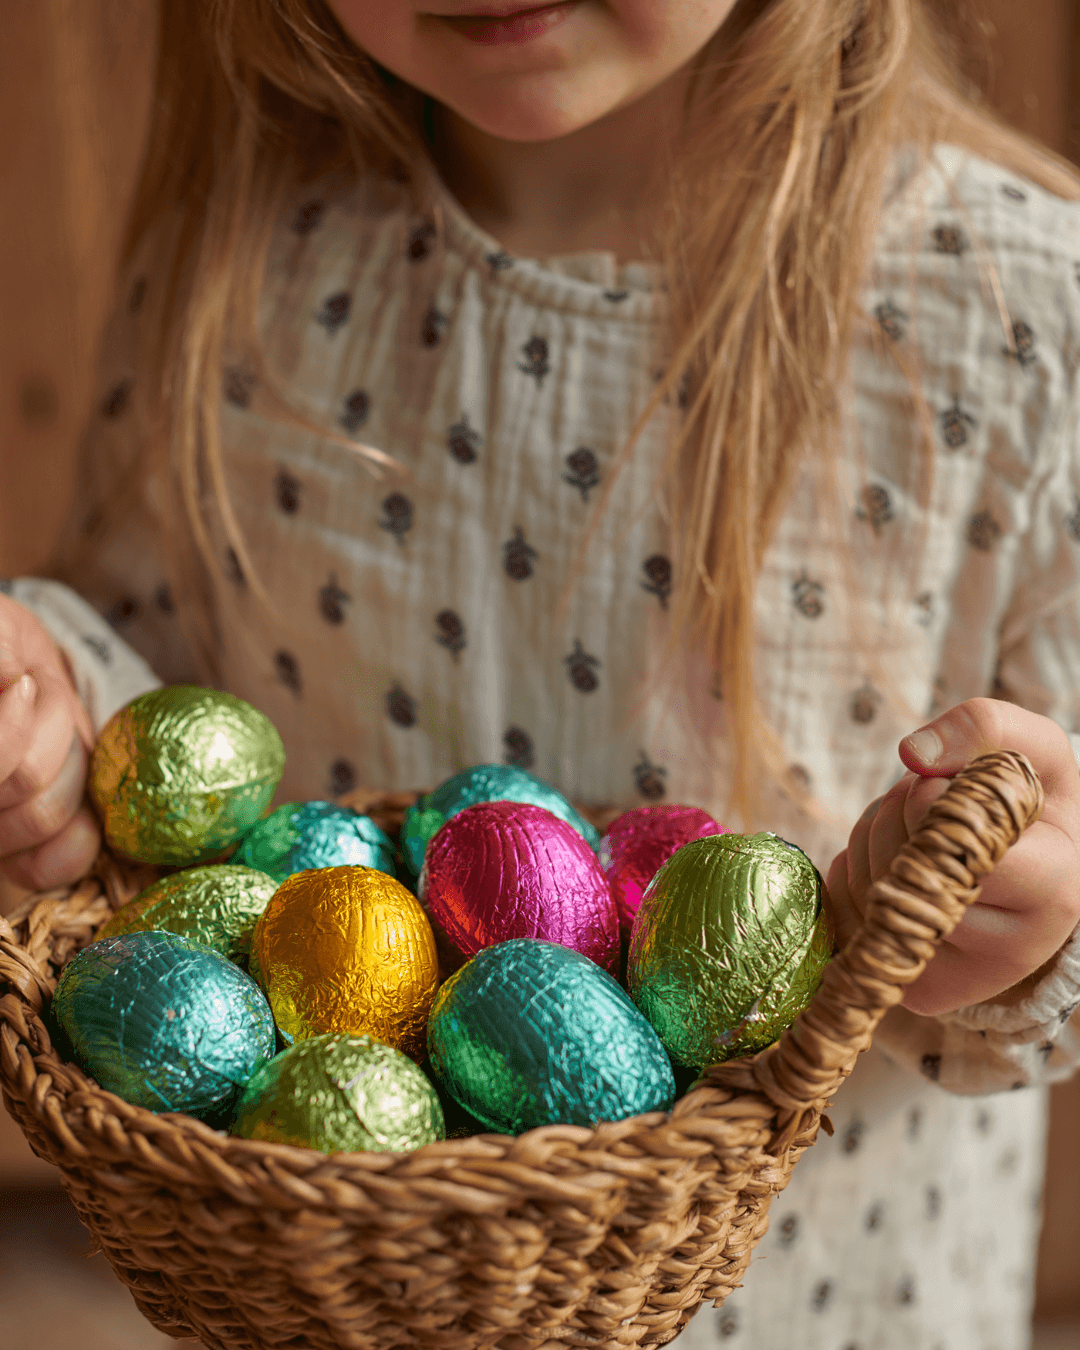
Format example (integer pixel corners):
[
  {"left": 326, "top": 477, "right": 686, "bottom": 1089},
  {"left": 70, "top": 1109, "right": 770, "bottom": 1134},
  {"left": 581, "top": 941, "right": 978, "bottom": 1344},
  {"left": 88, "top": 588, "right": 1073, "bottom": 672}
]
[
  {"left": 0, "top": 596, "right": 98, "bottom": 891},
  {"left": 825, "top": 698, "right": 1080, "bottom": 1017}
]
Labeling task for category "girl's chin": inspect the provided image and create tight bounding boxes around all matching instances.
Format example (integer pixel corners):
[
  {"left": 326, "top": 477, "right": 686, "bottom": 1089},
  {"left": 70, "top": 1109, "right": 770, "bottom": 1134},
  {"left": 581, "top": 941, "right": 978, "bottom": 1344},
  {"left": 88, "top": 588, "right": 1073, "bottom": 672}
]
[{"left": 439, "top": 82, "right": 625, "bottom": 144}]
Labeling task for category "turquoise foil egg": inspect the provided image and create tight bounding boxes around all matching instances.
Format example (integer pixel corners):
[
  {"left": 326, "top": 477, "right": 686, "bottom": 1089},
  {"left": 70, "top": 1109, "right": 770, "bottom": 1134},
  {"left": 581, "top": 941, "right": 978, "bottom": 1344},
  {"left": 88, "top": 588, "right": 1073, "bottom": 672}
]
[
  {"left": 402, "top": 764, "right": 601, "bottom": 877},
  {"left": 233, "top": 801, "right": 395, "bottom": 883},
  {"left": 52, "top": 930, "right": 275, "bottom": 1119},
  {"left": 427, "top": 939, "right": 675, "bottom": 1134}
]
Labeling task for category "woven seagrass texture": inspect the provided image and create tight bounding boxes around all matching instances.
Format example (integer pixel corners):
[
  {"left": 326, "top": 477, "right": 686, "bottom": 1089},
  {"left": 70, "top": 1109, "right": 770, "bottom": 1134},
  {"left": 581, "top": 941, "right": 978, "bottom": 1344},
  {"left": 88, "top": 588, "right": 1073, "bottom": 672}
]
[{"left": 0, "top": 752, "right": 1043, "bottom": 1350}]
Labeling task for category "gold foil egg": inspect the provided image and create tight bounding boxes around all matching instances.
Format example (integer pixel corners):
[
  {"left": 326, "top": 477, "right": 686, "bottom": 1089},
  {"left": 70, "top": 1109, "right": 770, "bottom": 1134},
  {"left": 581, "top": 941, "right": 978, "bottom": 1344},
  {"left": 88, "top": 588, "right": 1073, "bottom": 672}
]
[
  {"left": 251, "top": 866, "right": 438, "bottom": 1061},
  {"left": 89, "top": 686, "right": 285, "bottom": 866}
]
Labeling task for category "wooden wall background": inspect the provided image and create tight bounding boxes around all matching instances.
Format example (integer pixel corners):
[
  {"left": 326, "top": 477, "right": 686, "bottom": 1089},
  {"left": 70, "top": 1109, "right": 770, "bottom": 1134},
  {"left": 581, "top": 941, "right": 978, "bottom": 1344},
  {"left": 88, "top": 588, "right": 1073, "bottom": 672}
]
[{"left": 1, "top": 0, "right": 1079, "bottom": 1325}]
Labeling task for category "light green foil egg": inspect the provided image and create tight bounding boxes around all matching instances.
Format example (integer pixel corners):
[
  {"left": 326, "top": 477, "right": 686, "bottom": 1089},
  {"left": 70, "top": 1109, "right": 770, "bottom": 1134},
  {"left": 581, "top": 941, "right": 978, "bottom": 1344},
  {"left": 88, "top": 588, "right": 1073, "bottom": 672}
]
[
  {"left": 97, "top": 865, "right": 279, "bottom": 966},
  {"left": 231, "top": 1033, "right": 444, "bottom": 1153},
  {"left": 89, "top": 686, "right": 285, "bottom": 866},
  {"left": 627, "top": 832, "right": 833, "bottom": 1066}
]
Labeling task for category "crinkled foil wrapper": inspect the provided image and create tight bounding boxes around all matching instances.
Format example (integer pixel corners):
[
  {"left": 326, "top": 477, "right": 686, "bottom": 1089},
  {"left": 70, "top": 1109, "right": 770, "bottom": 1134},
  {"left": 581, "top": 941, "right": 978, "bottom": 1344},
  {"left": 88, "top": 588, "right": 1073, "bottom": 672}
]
[
  {"left": 628, "top": 832, "right": 833, "bottom": 1065},
  {"left": 232, "top": 1033, "right": 444, "bottom": 1154},
  {"left": 401, "top": 763, "right": 601, "bottom": 876},
  {"left": 234, "top": 800, "right": 395, "bottom": 883},
  {"left": 428, "top": 939, "right": 675, "bottom": 1135},
  {"left": 89, "top": 686, "right": 285, "bottom": 866},
  {"left": 251, "top": 866, "right": 438, "bottom": 1060},
  {"left": 51, "top": 930, "right": 275, "bottom": 1118},
  {"left": 419, "top": 801, "right": 618, "bottom": 973},
  {"left": 97, "top": 865, "right": 278, "bottom": 965},
  {"left": 599, "top": 804, "right": 723, "bottom": 935}
]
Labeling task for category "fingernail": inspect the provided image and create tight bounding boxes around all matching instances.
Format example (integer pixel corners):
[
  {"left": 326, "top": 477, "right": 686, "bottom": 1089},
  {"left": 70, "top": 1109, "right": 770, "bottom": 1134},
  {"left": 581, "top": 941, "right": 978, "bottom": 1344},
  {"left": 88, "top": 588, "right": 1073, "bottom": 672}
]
[{"left": 904, "top": 727, "right": 943, "bottom": 765}]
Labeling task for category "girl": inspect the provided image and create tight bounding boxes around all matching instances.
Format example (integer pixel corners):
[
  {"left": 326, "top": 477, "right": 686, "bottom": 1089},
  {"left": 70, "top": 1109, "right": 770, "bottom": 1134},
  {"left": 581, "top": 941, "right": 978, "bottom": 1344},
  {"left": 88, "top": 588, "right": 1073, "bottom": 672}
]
[{"left": 3, "top": 1, "right": 1080, "bottom": 1345}]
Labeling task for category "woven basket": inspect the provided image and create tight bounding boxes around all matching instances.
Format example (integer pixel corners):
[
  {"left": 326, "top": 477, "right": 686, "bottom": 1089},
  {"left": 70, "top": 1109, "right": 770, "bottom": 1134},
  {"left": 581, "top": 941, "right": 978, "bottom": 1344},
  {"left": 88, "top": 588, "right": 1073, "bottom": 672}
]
[{"left": 0, "top": 752, "right": 1042, "bottom": 1350}]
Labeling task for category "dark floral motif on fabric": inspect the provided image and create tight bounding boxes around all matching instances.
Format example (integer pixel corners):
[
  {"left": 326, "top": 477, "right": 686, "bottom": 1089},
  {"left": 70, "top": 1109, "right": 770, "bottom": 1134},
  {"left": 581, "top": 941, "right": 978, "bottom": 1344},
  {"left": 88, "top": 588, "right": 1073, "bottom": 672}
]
[
  {"left": 380, "top": 493, "right": 413, "bottom": 543},
  {"left": 793, "top": 570, "right": 824, "bottom": 618},
  {"left": 435, "top": 609, "right": 466, "bottom": 659},
  {"left": 1001, "top": 184, "right": 1027, "bottom": 202},
  {"left": 503, "top": 527, "right": 538, "bottom": 580},
  {"left": 293, "top": 200, "right": 326, "bottom": 236},
  {"left": 925, "top": 1186, "right": 942, "bottom": 1220},
  {"left": 603, "top": 290, "right": 629, "bottom": 303},
  {"left": 909, "top": 1107, "right": 923, "bottom": 1140},
  {"left": 641, "top": 554, "right": 672, "bottom": 608},
  {"left": 896, "top": 1275, "right": 916, "bottom": 1306},
  {"left": 224, "top": 366, "right": 257, "bottom": 409},
  {"left": 386, "top": 683, "right": 417, "bottom": 728},
  {"left": 787, "top": 763, "right": 812, "bottom": 793},
  {"left": 485, "top": 250, "right": 513, "bottom": 277},
  {"left": 915, "top": 591, "right": 934, "bottom": 627},
  {"left": 940, "top": 396, "right": 977, "bottom": 449},
  {"left": 849, "top": 684, "right": 881, "bottom": 725},
  {"left": 340, "top": 389, "right": 370, "bottom": 434},
  {"left": 329, "top": 758, "right": 356, "bottom": 797},
  {"left": 0, "top": 579, "right": 12, "bottom": 595},
  {"left": 517, "top": 336, "right": 551, "bottom": 385},
  {"left": 633, "top": 751, "right": 667, "bottom": 801},
  {"left": 100, "top": 380, "right": 132, "bottom": 419},
  {"left": 565, "top": 639, "right": 601, "bottom": 693},
  {"left": 843, "top": 1120, "right": 866, "bottom": 1154},
  {"left": 127, "top": 275, "right": 147, "bottom": 314},
  {"left": 562, "top": 448, "right": 600, "bottom": 501},
  {"left": 82, "top": 634, "right": 111, "bottom": 665},
  {"left": 1060, "top": 1000, "right": 1080, "bottom": 1025},
  {"left": 275, "top": 650, "right": 302, "bottom": 696},
  {"left": 1074, "top": 261, "right": 1080, "bottom": 291},
  {"left": 932, "top": 224, "right": 969, "bottom": 256},
  {"left": 1004, "top": 319, "right": 1037, "bottom": 367},
  {"left": 408, "top": 223, "right": 436, "bottom": 261},
  {"left": 319, "top": 575, "right": 351, "bottom": 625},
  {"left": 108, "top": 597, "right": 139, "bottom": 627},
  {"left": 967, "top": 509, "right": 1003, "bottom": 552},
  {"left": 315, "top": 291, "right": 351, "bottom": 335},
  {"left": 857, "top": 484, "right": 894, "bottom": 535},
  {"left": 811, "top": 1281, "right": 833, "bottom": 1312},
  {"left": 865, "top": 1202, "right": 885, "bottom": 1232},
  {"left": 777, "top": 1215, "right": 799, "bottom": 1248},
  {"left": 504, "top": 725, "right": 535, "bottom": 770},
  {"left": 421, "top": 306, "right": 448, "bottom": 348},
  {"left": 154, "top": 583, "right": 175, "bottom": 615},
  {"left": 716, "top": 1309, "right": 739, "bottom": 1339},
  {"left": 448, "top": 414, "right": 481, "bottom": 464},
  {"left": 1066, "top": 496, "right": 1080, "bottom": 542},
  {"left": 226, "top": 547, "right": 246, "bottom": 587},
  {"left": 873, "top": 299, "right": 908, "bottom": 343},
  {"left": 920, "top": 1053, "right": 942, "bottom": 1082},
  {"left": 276, "top": 468, "right": 301, "bottom": 514}
]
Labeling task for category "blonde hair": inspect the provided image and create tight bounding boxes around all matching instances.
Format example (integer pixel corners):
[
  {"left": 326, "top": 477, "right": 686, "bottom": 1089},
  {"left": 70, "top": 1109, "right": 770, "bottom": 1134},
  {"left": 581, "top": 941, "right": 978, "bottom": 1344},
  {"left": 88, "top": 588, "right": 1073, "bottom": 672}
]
[{"left": 99, "top": 0, "right": 1080, "bottom": 818}]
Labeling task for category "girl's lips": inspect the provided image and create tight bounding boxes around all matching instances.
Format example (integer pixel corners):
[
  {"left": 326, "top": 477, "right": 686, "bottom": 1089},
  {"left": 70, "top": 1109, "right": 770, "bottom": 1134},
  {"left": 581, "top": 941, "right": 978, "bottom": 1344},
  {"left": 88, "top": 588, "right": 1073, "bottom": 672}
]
[{"left": 437, "top": 1, "right": 579, "bottom": 47}]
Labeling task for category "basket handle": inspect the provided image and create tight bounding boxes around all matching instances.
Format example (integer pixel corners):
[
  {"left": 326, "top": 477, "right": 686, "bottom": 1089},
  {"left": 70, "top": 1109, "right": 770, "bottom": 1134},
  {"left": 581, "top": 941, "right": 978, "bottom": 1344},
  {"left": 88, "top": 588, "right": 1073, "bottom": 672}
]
[{"left": 707, "top": 750, "right": 1044, "bottom": 1129}]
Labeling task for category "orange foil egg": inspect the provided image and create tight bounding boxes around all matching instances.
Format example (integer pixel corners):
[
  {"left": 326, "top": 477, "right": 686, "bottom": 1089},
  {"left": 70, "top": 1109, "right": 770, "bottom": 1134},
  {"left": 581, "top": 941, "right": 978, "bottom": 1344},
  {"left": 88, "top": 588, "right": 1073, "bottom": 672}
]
[{"left": 251, "top": 866, "right": 438, "bottom": 1062}]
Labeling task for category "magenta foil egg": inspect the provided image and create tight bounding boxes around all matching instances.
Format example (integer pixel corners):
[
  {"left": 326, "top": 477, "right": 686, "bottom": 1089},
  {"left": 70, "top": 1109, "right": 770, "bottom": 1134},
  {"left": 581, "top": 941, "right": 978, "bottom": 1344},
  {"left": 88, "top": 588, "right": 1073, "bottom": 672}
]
[
  {"left": 600, "top": 804, "right": 724, "bottom": 935},
  {"left": 419, "top": 801, "right": 619, "bottom": 973}
]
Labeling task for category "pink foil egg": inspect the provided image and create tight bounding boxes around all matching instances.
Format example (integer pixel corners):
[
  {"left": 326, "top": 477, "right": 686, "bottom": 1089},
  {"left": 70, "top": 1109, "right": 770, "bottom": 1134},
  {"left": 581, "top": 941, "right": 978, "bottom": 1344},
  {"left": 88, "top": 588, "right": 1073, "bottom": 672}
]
[
  {"left": 419, "top": 801, "right": 619, "bottom": 973},
  {"left": 600, "top": 804, "right": 724, "bottom": 935}
]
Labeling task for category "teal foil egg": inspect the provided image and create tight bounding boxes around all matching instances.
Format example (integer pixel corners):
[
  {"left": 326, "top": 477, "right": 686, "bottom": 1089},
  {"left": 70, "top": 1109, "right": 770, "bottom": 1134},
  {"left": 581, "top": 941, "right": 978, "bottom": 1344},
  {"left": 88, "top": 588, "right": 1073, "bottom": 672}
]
[
  {"left": 52, "top": 930, "right": 275, "bottom": 1118},
  {"left": 627, "top": 832, "right": 833, "bottom": 1066},
  {"left": 427, "top": 939, "right": 675, "bottom": 1134},
  {"left": 233, "top": 801, "right": 395, "bottom": 883},
  {"left": 232, "top": 1033, "right": 444, "bottom": 1154},
  {"left": 401, "top": 764, "right": 601, "bottom": 877}
]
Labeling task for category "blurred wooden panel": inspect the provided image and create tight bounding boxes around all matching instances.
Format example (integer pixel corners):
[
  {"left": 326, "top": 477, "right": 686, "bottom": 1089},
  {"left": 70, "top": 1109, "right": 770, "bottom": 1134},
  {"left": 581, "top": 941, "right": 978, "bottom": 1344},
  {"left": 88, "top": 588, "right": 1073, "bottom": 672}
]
[{"left": 973, "top": 0, "right": 1074, "bottom": 157}]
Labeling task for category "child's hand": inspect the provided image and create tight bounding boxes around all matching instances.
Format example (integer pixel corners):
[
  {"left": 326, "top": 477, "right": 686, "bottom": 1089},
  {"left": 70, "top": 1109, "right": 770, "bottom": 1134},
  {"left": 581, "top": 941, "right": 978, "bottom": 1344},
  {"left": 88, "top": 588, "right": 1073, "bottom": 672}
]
[
  {"left": 825, "top": 698, "right": 1080, "bottom": 1017},
  {"left": 0, "top": 596, "right": 99, "bottom": 891}
]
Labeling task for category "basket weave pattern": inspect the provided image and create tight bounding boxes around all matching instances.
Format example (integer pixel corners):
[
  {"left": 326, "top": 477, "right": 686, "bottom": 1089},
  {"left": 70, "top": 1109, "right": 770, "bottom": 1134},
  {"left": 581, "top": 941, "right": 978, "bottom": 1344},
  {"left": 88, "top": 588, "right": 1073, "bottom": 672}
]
[{"left": 0, "top": 754, "right": 1042, "bottom": 1350}]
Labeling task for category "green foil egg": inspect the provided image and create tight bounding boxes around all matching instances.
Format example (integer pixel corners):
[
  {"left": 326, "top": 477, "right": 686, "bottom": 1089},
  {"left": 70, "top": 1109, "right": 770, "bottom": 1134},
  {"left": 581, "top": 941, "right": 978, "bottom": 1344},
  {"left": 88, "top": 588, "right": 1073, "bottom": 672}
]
[
  {"left": 89, "top": 686, "right": 285, "bottom": 866},
  {"left": 401, "top": 764, "right": 601, "bottom": 877},
  {"left": 52, "top": 930, "right": 275, "bottom": 1118},
  {"left": 96, "top": 865, "right": 278, "bottom": 965},
  {"left": 231, "top": 1033, "right": 445, "bottom": 1153},
  {"left": 427, "top": 939, "right": 675, "bottom": 1134},
  {"left": 233, "top": 801, "right": 395, "bottom": 883},
  {"left": 627, "top": 832, "right": 833, "bottom": 1066}
]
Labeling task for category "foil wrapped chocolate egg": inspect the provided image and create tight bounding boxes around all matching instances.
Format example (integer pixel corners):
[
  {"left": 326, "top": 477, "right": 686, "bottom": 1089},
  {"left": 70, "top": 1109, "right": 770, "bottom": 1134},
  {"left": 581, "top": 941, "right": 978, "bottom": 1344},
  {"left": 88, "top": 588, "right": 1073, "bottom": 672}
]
[
  {"left": 401, "top": 764, "right": 601, "bottom": 877},
  {"left": 232, "top": 1033, "right": 444, "bottom": 1154},
  {"left": 89, "top": 686, "right": 285, "bottom": 866},
  {"left": 96, "top": 865, "right": 278, "bottom": 966},
  {"left": 233, "top": 801, "right": 395, "bottom": 883},
  {"left": 600, "top": 804, "right": 724, "bottom": 936},
  {"left": 628, "top": 832, "right": 833, "bottom": 1066},
  {"left": 52, "top": 930, "right": 275, "bottom": 1118},
  {"left": 419, "top": 801, "right": 618, "bottom": 973},
  {"left": 427, "top": 939, "right": 675, "bottom": 1134},
  {"left": 251, "top": 866, "right": 438, "bottom": 1060}
]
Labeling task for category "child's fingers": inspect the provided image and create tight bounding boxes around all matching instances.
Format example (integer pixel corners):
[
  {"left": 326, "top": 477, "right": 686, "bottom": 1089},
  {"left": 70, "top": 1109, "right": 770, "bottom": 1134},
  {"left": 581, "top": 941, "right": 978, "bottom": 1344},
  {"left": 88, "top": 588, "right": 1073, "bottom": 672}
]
[
  {"left": 0, "top": 672, "right": 80, "bottom": 810},
  {"left": 0, "top": 675, "right": 40, "bottom": 785},
  {"left": 0, "top": 807, "right": 100, "bottom": 891},
  {"left": 0, "top": 735, "right": 88, "bottom": 858}
]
